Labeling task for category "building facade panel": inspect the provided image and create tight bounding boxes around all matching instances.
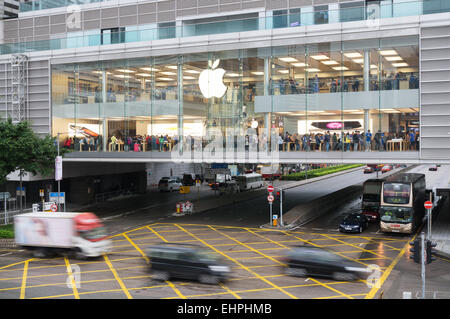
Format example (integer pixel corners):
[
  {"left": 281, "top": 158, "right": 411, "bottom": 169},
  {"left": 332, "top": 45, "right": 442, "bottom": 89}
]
[{"left": 2, "top": 1, "right": 450, "bottom": 164}]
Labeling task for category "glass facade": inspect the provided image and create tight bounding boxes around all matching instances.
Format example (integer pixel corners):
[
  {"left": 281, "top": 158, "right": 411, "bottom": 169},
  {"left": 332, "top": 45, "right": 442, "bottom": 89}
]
[
  {"left": 6, "top": 0, "right": 450, "bottom": 56},
  {"left": 52, "top": 36, "right": 420, "bottom": 155}
]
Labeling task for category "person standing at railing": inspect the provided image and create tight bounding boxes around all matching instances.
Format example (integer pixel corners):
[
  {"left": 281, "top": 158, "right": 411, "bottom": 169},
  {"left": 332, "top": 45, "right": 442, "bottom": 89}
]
[
  {"left": 353, "top": 131, "right": 359, "bottom": 152},
  {"left": 301, "top": 134, "right": 308, "bottom": 151},
  {"left": 360, "top": 131, "right": 365, "bottom": 151},
  {"left": 365, "top": 130, "right": 372, "bottom": 152},
  {"left": 313, "top": 75, "right": 320, "bottom": 93},
  {"left": 324, "top": 131, "right": 331, "bottom": 152},
  {"left": 344, "top": 133, "right": 350, "bottom": 151},
  {"left": 408, "top": 130, "right": 416, "bottom": 150},
  {"left": 332, "top": 132, "right": 337, "bottom": 150}
]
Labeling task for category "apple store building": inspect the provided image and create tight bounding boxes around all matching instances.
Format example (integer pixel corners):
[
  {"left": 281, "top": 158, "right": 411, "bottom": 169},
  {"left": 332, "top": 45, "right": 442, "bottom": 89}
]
[{"left": 51, "top": 35, "right": 421, "bottom": 154}]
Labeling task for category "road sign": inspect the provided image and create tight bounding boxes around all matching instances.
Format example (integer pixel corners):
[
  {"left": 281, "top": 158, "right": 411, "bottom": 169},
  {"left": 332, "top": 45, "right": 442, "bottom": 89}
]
[
  {"left": 16, "top": 187, "right": 25, "bottom": 196},
  {"left": 268, "top": 194, "right": 275, "bottom": 202},
  {"left": 55, "top": 156, "right": 63, "bottom": 181},
  {"left": 49, "top": 192, "right": 65, "bottom": 204},
  {"left": 50, "top": 203, "right": 58, "bottom": 212},
  {"left": 43, "top": 202, "right": 57, "bottom": 212},
  {"left": 267, "top": 185, "right": 274, "bottom": 193},
  {"left": 424, "top": 201, "right": 433, "bottom": 209}
]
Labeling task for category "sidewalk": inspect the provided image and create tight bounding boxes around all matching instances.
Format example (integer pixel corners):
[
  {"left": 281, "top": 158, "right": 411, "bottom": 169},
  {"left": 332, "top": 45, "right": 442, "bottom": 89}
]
[
  {"left": 262, "top": 165, "right": 414, "bottom": 230},
  {"left": 428, "top": 197, "right": 450, "bottom": 258}
]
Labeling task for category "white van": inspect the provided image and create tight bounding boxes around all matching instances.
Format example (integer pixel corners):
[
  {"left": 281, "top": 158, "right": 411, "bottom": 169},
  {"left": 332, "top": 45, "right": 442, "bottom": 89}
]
[
  {"left": 159, "top": 178, "right": 183, "bottom": 192},
  {"left": 236, "top": 173, "right": 264, "bottom": 191}
]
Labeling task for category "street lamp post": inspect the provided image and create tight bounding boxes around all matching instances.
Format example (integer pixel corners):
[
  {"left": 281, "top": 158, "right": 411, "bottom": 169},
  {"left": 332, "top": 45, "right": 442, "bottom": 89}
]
[{"left": 57, "top": 133, "right": 61, "bottom": 212}]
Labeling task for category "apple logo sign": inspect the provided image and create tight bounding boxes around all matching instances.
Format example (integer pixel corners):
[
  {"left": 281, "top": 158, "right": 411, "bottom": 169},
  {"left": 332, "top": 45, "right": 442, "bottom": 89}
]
[{"left": 198, "top": 59, "right": 227, "bottom": 99}]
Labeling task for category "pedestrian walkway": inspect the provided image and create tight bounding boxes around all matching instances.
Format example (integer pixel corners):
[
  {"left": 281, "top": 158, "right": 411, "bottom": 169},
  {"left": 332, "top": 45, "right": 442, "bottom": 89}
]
[{"left": 428, "top": 197, "right": 450, "bottom": 258}]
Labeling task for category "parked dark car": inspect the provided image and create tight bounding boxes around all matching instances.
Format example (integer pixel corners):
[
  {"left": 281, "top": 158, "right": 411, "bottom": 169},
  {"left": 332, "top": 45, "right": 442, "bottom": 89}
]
[
  {"left": 146, "top": 243, "right": 231, "bottom": 284},
  {"left": 282, "top": 246, "right": 371, "bottom": 281},
  {"left": 363, "top": 166, "right": 374, "bottom": 174},
  {"left": 339, "top": 213, "right": 369, "bottom": 233},
  {"left": 182, "top": 174, "right": 195, "bottom": 186}
]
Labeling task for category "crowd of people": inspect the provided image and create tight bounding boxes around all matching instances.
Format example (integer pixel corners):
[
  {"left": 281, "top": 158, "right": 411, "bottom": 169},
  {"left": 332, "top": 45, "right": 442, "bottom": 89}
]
[
  {"left": 62, "top": 134, "right": 179, "bottom": 152},
  {"left": 277, "top": 129, "right": 420, "bottom": 152},
  {"left": 271, "top": 72, "right": 419, "bottom": 95},
  {"left": 62, "top": 127, "right": 419, "bottom": 153}
]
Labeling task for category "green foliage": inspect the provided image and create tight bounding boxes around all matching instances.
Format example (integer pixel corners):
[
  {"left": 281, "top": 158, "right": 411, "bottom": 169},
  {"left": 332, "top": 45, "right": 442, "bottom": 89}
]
[
  {"left": 0, "top": 119, "right": 60, "bottom": 184},
  {"left": 0, "top": 224, "right": 14, "bottom": 238},
  {"left": 281, "top": 164, "right": 364, "bottom": 181}
]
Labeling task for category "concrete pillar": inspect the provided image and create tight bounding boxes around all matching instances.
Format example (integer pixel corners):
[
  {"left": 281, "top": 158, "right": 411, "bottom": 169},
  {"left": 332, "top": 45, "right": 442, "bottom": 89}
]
[
  {"left": 364, "top": 50, "right": 370, "bottom": 134},
  {"left": 364, "top": 109, "right": 370, "bottom": 134},
  {"left": 102, "top": 70, "right": 107, "bottom": 152},
  {"left": 264, "top": 57, "right": 271, "bottom": 147},
  {"left": 364, "top": 50, "right": 370, "bottom": 92},
  {"left": 177, "top": 56, "right": 183, "bottom": 151}
]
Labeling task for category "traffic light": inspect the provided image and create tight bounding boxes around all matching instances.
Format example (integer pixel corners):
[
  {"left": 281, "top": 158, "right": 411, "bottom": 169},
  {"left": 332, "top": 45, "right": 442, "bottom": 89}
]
[
  {"left": 425, "top": 240, "right": 437, "bottom": 264},
  {"left": 409, "top": 239, "right": 421, "bottom": 264}
]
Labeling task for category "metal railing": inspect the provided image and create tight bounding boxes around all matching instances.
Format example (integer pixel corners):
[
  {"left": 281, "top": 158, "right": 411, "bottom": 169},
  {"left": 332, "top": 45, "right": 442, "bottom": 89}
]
[
  {"left": 0, "top": 208, "right": 32, "bottom": 225},
  {"left": 94, "top": 188, "right": 134, "bottom": 203}
]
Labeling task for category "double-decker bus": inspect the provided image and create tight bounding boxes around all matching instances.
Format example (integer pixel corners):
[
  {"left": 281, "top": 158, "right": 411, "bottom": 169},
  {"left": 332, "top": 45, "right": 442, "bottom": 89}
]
[
  {"left": 361, "top": 179, "right": 385, "bottom": 221},
  {"left": 379, "top": 173, "right": 426, "bottom": 234}
]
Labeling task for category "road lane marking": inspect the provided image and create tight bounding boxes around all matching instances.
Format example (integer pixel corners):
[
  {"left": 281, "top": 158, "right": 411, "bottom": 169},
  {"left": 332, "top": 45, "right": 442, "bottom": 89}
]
[
  {"left": 146, "top": 226, "right": 170, "bottom": 242},
  {"left": 0, "top": 258, "right": 34, "bottom": 271},
  {"left": 208, "top": 226, "right": 286, "bottom": 266},
  {"left": 145, "top": 226, "right": 186, "bottom": 299},
  {"left": 281, "top": 231, "right": 371, "bottom": 267},
  {"left": 147, "top": 225, "right": 234, "bottom": 299},
  {"left": 64, "top": 257, "right": 79, "bottom": 299},
  {"left": 122, "top": 233, "right": 149, "bottom": 263},
  {"left": 242, "top": 228, "right": 356, "bottom": 299},
  {"left": 174, "top": 224, "right": 296, "bottom": 299},
  {"left": 307, "top": 277, "right": 354, "bottom": 299},
  {"left": 318, "top": 233, "right": 391, "bottom": 260},
  {"left": 103, "top": 254, "right": 132, "bottom": 299},
  {"left": 20, "top": 260, "right": 30, "bottom": 299},
  {"left": 365, "top": 232, "right": 419, "bottom": 299}
]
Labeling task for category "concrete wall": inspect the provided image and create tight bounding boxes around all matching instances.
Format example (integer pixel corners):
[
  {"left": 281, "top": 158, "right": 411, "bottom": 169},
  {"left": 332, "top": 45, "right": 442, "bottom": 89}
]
[{"left": 420, "top": 20, "right": 450, "bottom": 160}]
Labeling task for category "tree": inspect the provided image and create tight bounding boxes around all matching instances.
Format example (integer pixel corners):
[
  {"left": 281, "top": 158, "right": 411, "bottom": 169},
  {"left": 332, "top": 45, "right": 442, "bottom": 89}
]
[{"left": 0, "top": 119, "right": 60, "bottom": 184}]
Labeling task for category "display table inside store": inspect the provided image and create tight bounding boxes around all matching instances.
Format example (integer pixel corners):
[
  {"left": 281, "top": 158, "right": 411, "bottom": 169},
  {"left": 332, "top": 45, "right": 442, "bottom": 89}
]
[
  {"left": 387, "top": 139, "right": 406, "bottom": 151},
  {"left": 109, "top": 141, "right": 124, "bottom": 152}
]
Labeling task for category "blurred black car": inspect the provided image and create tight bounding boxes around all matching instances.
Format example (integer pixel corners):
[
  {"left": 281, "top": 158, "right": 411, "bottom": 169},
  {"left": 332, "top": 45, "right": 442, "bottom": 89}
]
[
  {"left": 282, "top": 246, "right": 371, "bottom": 281},
  {"left": 146, "top": 243, "right": 231, "bottom": 284},
  {"left": 339, "top": 213, "right": 369, "bottom": 233}
]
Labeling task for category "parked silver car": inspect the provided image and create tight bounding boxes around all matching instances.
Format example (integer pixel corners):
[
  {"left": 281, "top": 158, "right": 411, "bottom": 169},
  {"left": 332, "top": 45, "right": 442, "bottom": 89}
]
[{"left": 159, "top": 178, "right": 183, "bottom": 192}]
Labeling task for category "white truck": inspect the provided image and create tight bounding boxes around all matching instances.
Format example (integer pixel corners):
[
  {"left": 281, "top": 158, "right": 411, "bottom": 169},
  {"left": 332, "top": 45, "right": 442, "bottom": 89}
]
[
  {"left": 14, "top": 212, "right": 112, "bottom": 259},
  {"left": 259, "top": 164, "right": 281, "bottom": 180}
]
